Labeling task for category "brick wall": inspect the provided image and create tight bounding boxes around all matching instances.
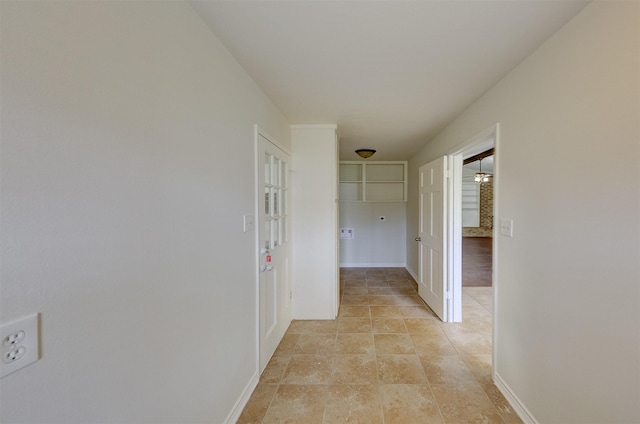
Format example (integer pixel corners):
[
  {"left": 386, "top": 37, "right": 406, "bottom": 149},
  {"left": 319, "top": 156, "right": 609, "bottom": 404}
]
[{"left": 463, "top": 180, "right": 493, "bottom": 237}]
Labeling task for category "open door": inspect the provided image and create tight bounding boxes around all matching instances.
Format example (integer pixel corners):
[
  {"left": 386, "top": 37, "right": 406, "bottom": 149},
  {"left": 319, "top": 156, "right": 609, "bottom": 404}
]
[
  {"left": 417, "top": 156, "right": 448, "bottom": 321},
  {"left": 257, "top": 132, "right": 292, "bottom": 372}
]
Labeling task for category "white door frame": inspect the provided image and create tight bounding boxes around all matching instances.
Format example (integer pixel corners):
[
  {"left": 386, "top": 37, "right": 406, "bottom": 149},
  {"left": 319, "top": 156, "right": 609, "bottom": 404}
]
[{"left": 446, "top": 123, "right": 499, "bottom": 323}]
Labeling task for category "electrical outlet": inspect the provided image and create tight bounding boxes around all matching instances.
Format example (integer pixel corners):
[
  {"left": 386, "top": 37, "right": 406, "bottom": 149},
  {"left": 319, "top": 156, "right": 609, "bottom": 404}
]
[
  {"left": 1, "top": 313, "right": 40, "bottom": 378},
  {"left": 4, "top": 346, "right": 27, "bottom": 363}
]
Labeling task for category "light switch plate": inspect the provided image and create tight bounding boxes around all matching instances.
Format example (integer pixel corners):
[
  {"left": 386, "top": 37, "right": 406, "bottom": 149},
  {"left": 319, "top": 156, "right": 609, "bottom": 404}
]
[
  {"left": 499, "top": 219, "right": 514, "bottom": 237},
  {"left": 243, "top": 215, "right": 254, "bottom": 233}
]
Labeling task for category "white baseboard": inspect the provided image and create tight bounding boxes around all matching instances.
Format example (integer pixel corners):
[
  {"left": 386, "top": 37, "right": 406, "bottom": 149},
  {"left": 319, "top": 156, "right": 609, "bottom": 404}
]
[
  {"left": 405, "top": 266, "right": 418, "bottom": 282},
  {"left": 224, "top": 369, "right": 259, "bottom": 424},
  {"left": 340, "top": 262, "right": 406, "bottom": 268},
  {"left": 494, "top": 372, "right": 538, "bottom": 424}
]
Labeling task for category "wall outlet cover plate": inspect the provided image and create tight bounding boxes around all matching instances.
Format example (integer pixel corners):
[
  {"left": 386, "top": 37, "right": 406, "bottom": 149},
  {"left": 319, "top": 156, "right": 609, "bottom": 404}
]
[{"left": 1, "top": 313, "right": 40, "bottom": 379}]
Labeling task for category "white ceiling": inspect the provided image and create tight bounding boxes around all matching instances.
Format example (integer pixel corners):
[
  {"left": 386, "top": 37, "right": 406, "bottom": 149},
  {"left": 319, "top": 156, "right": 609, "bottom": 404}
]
[{"left": 190, "top": 0, "right": 589, "bottom": 160}]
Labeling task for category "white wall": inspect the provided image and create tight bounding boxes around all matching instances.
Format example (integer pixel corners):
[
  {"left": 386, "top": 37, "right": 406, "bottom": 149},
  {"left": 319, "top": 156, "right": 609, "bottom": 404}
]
[
  {"left": 408, "top": 2, "right": 639, "bottom": 422},
  {"left": 291, "top": 125, "right": 339, "bottom": 319},
  {"left": 0, "top": 2, "right": 290, "bottom": 423},
  {"left": 339, "top": 202, "right": 406, "bottom": 267}
]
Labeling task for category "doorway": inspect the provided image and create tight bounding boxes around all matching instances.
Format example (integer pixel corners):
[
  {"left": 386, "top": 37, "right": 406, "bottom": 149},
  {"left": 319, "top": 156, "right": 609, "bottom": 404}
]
[
  {"left": 446, "top": 123, "right": 498, "bottom": 322},
  {"left": 462, "top": 150, "right": 494, "bottom": 288},
  {"left": 414, "top": 125, "right": 497, "bottom": 323}
]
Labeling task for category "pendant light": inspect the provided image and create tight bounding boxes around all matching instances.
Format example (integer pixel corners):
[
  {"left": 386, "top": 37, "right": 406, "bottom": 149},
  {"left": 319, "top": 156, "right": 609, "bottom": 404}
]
[{"left": 474, "top": 158, "right": 492, "bottom": 183}]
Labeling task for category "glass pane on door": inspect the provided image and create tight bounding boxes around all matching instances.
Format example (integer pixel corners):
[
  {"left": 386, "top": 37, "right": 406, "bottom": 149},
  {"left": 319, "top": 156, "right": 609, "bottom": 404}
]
[
  {"left": 281, "top": 162, "right": 288, "bottom": 189},
  {"left": 264, "top": 187, "right": 270, "bottom": 215},
  {"left": 273, "top": 218, "right": 280, "bottom": 247},
  {"left": 264, "top": 154, "right": 272, "bottom": 185},
  {"left": 279, "top": 217, "right": 287, "bottom": 245},
  {"left": 274, "top": 190, "right": 279, "bottom": 216},
  {"left": 273, "top": 158, "right": 281, "bottom": 187}
]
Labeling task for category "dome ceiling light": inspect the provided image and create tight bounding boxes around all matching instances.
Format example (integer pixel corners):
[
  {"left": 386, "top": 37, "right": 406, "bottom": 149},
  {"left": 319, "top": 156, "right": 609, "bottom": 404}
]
[{"left": 355, "top": 149, "right": 376, "bottom": 159}]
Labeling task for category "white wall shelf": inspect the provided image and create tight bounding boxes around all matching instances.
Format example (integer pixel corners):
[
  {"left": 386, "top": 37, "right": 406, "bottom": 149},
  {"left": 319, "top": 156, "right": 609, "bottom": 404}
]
[{"left": 339, "top": 161, "right": 407, "bottom": 202}]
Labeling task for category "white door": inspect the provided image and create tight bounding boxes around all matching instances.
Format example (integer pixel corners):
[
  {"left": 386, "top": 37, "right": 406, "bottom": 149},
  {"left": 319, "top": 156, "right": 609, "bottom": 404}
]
[
  {"left": 417, "top": 157, "right": 448, "bottom": 321},
  {"left": 257, "top": 134, "right": 292, "bottom": 372}
]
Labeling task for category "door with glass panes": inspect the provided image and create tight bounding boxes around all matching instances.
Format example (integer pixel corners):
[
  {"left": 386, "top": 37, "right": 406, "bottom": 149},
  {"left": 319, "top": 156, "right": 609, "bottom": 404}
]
[{"left": 257, "top": 133, "right": 291, "bottom": 371}]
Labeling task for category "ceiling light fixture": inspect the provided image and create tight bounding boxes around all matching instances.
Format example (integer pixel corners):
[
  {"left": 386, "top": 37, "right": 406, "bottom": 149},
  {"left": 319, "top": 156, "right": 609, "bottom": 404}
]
[
  {"left": 474, "top": 158, "right": 492, "bottom": 183},
  {"left": 355, "top": 149, "right": 376, "bottom": 159}
]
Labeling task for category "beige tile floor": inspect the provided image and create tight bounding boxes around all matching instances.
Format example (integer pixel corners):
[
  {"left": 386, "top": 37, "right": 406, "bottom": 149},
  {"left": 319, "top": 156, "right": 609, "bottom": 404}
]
[{"left": 238, "top": 268, "right": 522, "bottom": 424}]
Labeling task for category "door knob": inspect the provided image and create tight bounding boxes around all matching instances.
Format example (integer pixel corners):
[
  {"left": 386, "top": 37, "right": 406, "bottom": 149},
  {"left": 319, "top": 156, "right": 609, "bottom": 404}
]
[{"left": 415, "top": 237, "right": 421, "bottom": 242}]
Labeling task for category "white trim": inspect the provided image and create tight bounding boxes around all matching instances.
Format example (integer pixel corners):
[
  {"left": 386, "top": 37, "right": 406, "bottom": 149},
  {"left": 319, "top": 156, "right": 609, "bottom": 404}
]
[
  {"left": 406, "top": 266, "right": 419, "bottom": 282},
  {"left": 252, "top": 126, "right": 261, "bottom": 377},
  {"left": 224, "top": 370, "right": 259, "bottom": 424},
  {"left": 447, "top": 154, "right": 463, "bottom": 322},
  {"left": 339, "top": 262, "right": 406, "bottom": 268},
  {"left": 494, "top": 372, "right": 538, "bottom": 424},
  {"left": 491, "top": 123, "right": 501, "bottom": 395},
  {"left": 449, "top": 124, "right": 496, "bottom": 158},
  {"left": 256, "top": 125, "right": 291, "bottom": 156}
]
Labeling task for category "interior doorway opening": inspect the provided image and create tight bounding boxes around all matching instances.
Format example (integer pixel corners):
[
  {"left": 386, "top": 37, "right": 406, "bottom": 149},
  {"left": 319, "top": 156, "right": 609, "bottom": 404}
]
[
  {"left": 447, "top": 123, "right": 498, "bottom": 322},
  {"left": 461, "top": 150, "right": 494, "bottom": 288}
]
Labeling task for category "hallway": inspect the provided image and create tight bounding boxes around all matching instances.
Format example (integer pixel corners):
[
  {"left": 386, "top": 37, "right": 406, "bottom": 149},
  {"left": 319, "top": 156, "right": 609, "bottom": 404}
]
[{"left": 238, "top": 268, "right": 520, "bottom": 423}]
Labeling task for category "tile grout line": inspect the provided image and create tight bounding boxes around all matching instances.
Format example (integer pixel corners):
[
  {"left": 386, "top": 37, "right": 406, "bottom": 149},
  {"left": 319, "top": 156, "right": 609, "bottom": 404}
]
[{"left": 249, "top": 269, "right": 511, "bottom": 423}]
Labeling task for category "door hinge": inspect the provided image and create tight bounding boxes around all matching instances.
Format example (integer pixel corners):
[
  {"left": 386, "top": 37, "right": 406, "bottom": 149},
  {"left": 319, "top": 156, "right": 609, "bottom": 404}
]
[
  {"left": 446, "top": 169, "right": 452, "bottom": 179},
  {"left": 445, "top": 291, "right": 451, "bottom": 300}
]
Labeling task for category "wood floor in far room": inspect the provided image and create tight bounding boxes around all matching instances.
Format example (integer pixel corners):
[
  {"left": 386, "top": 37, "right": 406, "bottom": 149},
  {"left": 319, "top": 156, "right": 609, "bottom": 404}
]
[{"left": 462, "top": 237, "right": 492, "bottom": 287}]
